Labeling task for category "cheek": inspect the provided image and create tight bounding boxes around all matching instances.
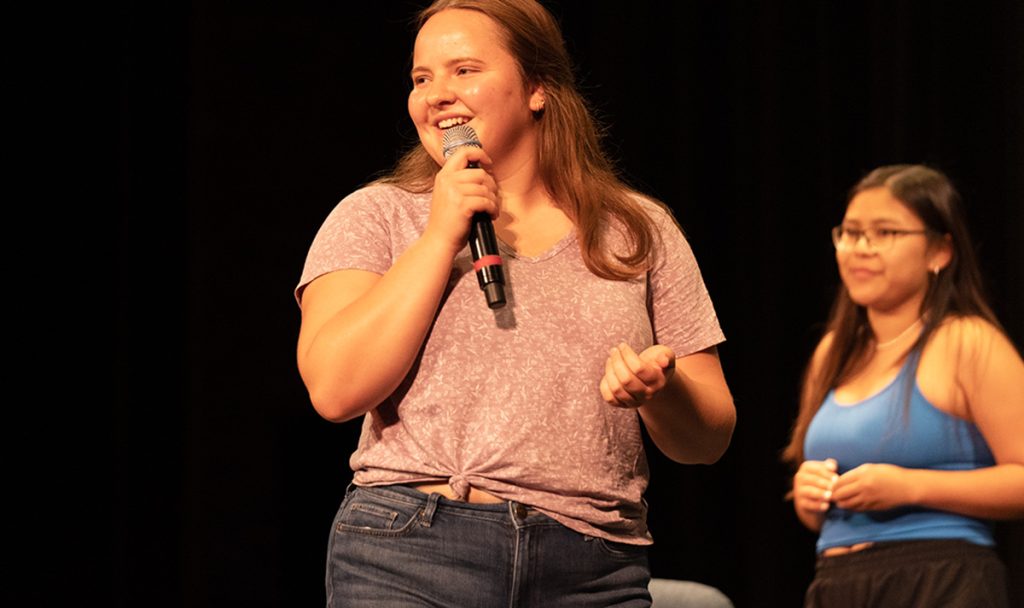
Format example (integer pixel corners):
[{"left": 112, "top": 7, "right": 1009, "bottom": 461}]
[
  {"left": 888, "top": 250, "right": 928, "bottom": 278},
  {"left": 835, "top": 251, "right": 849, "bottom": 275},
  {"left": 407, "top": 91, "right": 422, "bottom": 120},
  {"left": 894, "top": 264, "right": 929, "bottom": 289}
]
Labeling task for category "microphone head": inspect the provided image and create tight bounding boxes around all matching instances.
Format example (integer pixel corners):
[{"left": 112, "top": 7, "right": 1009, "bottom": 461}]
[{"left": 441, "top": 124, "right": 482, "bottom": 159}]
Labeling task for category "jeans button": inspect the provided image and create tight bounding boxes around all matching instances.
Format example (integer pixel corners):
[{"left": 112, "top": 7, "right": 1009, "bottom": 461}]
[{"left": 514, "top": 504, "right": 528, "bottom": 519}]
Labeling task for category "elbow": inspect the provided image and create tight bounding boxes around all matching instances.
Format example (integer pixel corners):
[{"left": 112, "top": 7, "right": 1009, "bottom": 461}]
[
  {"left": 687, "top": 434, "right": 733, "bottom": 465},
  {"left": 697, "top": 439, "right": 732, "bottom": 465},
  {"left": 693, "top": 389, "right": 737, "bottom": 464},
  {"left": 299, "top": 359, "right": 376, "bottom": 422},
  {"left": 700, "top": 405, "right": 737, "bottom": 464},
  {"left": 680, "top": 409, "right": 737, "bottom": 465},
  {"left": 306, "top": 383, "right": 372, "bottom": 423},
  {"left": 661, "top": 433, "right": 734, "bottom": 465}
]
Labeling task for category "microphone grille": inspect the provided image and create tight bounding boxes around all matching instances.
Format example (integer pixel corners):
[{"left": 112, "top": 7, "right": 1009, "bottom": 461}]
[{"left": 441, "top": 124, "right": 481, "bottom": 159}]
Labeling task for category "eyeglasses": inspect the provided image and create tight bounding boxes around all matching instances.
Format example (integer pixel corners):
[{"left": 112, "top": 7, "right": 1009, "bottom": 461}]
[{"left": 831, "top": 225, "right": 931, "bottom": 252}]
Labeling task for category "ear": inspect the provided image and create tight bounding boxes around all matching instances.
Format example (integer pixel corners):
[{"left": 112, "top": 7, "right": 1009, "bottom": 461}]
[
  {"left": 528, "top": 85, "right": 546, "bottom": 113},
  {"left": 928, "top": 233, "right": 953, "bottom": 273}
]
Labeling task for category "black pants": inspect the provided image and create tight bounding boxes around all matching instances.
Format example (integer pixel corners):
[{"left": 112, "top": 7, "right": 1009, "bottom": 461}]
[{"left": 805, "top": 539, "right": 1009, "bottom": 608}]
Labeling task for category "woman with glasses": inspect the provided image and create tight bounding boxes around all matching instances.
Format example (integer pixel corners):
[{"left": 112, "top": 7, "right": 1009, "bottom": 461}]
[{"left": 783, "top": 164, "right": 1024, "bottom": 607}]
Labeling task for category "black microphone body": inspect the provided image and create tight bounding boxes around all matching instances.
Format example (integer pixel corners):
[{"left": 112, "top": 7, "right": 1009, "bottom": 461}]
[{"left": 441, "top": 125, "right": 506, "bottom": 309}]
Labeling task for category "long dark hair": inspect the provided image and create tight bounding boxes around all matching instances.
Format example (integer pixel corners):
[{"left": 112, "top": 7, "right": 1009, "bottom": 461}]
[
  {"left": 783, "top": 164, "right": 1003, "bottom": 466},
  {"left": 376, "top": 0, "right": 664, "bottom": 280}
]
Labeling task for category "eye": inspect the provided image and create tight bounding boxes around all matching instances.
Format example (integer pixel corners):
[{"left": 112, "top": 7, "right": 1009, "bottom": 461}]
[
  {"left": 842, "top": 227, "right": 864, "bottom": 240},
  {"left": 411, "top": 74, "right": 430, "bottom": 87},
  {"left": 455, "top": 66, "right": 477, "bottom": 76},
  {"left": 874, "top": 228, "right": 899, "bottom": 237}
]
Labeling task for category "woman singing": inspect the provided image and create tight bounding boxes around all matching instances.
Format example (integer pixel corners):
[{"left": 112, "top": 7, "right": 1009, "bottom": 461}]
[{"left": 294, "top": 1, "right": 736, "bottom": 605}]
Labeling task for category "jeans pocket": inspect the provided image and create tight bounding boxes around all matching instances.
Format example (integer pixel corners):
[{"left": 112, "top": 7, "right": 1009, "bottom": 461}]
[
  {"left": 593, "top": 536, "right": 648, "bottom": 562},
  {"left": 335, "top": 489, "right": 423, "bottom": 537}
]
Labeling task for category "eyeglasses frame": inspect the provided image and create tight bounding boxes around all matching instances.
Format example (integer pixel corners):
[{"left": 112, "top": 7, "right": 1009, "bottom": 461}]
[{"left": 831, "top": 225, "right": 932, "bottom": 252}]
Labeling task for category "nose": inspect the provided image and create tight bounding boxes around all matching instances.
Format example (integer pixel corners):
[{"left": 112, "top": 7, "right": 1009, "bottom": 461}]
[
  {"left": 852, "top": 233, "right": 875, "bottom": 254},
  {"left": 425, "top": 76, "right": 456, "bottom": 107}
]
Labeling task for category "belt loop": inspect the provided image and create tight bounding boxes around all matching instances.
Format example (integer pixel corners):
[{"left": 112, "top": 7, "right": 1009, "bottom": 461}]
[{"left": 420, "top": 492, "right": 440, "bottom": 527}]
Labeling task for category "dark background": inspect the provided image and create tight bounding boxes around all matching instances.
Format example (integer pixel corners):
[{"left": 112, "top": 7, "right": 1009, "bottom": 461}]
[{"left": 22, "top": 0, "right": 1022, "bottom": 606}]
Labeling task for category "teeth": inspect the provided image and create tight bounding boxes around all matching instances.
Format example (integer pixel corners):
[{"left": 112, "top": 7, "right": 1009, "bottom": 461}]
[{"left": 438, "top": 117, "right": 468, "bottom": 129}]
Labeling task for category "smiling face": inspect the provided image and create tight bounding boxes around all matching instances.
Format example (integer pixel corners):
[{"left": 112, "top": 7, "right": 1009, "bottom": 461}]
[
  {"left": 408, "top": 9, "right": 545, "bottom": 169},
  {"left": 837, "top": 187, "right": 952, "bottom": 314}
]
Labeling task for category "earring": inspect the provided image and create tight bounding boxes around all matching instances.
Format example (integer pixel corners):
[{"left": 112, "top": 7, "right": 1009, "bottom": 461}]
[{"left": 931, "top": 266, "right": 941, "bottom": 276}]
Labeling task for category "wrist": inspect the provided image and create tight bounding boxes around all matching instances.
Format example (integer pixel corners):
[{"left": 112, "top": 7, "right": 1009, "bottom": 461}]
[
  {"left": 902, "top": 467, "right": 924, "bottom": 507},
  {"left": 418, "top": 229, "right": 465, "bottom": 260}
]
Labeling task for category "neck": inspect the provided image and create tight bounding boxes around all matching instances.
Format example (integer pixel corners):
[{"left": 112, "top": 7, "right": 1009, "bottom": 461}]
[
  {"left": 875, "top": 317, "right": 922, "bottom": 350},
  {"left": 867, "top": 301, "right": 925, "bottom": 350},
  {"left": 488, "top": 129, "right": 544, "bottom": 202},
  {"left": 491, "top": 150, "right": 556, "bottom": 218}
]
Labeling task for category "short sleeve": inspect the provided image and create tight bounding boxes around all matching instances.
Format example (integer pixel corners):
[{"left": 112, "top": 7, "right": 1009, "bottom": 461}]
[
  {"left": 646, "top": 205, "right": 725, "bottom": 356},
  {"left": 294, "top": 186, "right": 398, "bottom": 304}
]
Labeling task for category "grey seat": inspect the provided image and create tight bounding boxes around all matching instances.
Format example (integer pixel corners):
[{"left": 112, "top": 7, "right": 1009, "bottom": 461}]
[{"left": 648, "top": 578, "right": 734, "bottom": 608}]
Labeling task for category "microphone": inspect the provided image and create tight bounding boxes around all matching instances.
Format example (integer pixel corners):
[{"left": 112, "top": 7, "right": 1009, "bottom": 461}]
[{"left": 441, "top": 124, "right": 506, "bottom": 309}]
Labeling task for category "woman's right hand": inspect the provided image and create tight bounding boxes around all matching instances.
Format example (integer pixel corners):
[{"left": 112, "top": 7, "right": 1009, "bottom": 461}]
[
  {"left": 424, "top": 145, "right": 499, "bottom": 255},
  {"left": 793, "top": 458, "right": 838, "bottom": 531}
]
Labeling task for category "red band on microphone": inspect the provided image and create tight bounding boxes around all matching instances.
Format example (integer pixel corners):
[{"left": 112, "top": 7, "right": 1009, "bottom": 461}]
[{"left": 472, "top": 255, "right": 503, "bottom": 271}]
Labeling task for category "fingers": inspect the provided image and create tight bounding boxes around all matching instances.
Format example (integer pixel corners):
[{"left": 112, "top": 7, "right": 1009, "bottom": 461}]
[
  {"left": 831, "top": 463, "right": 866, "bottom": 494},
  {"left": 603, "top": 343, "right": 667, "bottom": 407},
  {"left": 445, "top": 178, "right": 500, "bottom": 218},
  {"left": 829, "top": 463, "right": 895, "bottom": 511},
  {"left": 442, "top": 164, "right": 499, "bottom": 207},
  {"left": 794, "top": 459, "right": 839, "bottom": 513},
  {"left": 616, "top": 343, "right": 663, "bottom": 385},
  {"left": 426, "top": 151, "right": 500, "bottom": 251},
  {"left": 603, "top": 348, "right": 645, "bottom": 407},
  {"left": 643, "top": 344, "right": 677, "bottom": 375},
  {"left": 831, "top": 464, "right": 872, "bottom": 507},
  {"left": 441, "top": 145, "right": 493, "bottom": 171}
]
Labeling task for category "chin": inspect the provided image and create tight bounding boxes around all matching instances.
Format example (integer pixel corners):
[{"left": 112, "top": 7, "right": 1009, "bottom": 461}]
[
  {"left": 844, "top": 287, "right": 881, "bottom": 308},
  {"left": 417, "top": 142, "right": 444, "bottom": 166}
]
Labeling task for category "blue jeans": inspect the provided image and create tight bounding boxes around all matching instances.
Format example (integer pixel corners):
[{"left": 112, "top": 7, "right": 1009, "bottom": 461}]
[{"left": 326, "top": 484, "right": 652, "bottom": 607}]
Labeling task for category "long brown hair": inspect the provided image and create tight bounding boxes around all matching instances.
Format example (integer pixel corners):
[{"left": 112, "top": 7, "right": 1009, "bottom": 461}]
[
  {"left": 782, "top": 164, "right": 1003, "bottom": 466},
  {"left": 376, "top": 0, "right": 661, "bottom": 280}
]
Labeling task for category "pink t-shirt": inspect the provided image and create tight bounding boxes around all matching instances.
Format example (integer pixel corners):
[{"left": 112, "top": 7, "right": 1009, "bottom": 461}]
[{"left": 296, "top": 184, "right": 724, "bottom": 544}]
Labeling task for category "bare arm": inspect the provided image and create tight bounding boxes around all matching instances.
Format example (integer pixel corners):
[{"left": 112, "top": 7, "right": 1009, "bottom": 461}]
[
  {"left": 600, "top": 344, "right": 736, "bottom": 464},
  {"left": 297, "top": 148, "right": 498, "bottom": 422},
  {"left": 790, "top": 334, "right": 835, "bottom": 531},
  {"left": 297, "top": 241, "right": 455, "bottom": 422}
]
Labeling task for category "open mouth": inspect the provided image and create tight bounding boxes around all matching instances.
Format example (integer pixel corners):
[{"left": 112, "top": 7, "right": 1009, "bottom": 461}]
[{"left": 437, "top": 117, "right": 470, "bottom": 129}]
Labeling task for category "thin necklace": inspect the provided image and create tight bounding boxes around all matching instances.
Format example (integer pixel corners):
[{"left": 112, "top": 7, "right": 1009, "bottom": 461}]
[{"left": 875, "top": 318, "right": 923, "bottom": 350}]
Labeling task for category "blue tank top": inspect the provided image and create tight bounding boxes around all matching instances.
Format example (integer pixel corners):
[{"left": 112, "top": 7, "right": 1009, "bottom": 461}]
[{"left": 804, "top": 355, "right": 995, "bottom": 553}]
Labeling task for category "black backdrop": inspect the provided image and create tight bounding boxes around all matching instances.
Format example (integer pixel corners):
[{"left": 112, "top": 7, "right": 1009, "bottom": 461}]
[{"left": 81, "top": 0, "right": 1024, "bottom": 606}]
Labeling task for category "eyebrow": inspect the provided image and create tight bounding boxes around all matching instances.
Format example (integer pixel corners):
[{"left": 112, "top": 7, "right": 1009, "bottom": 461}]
[
  {"left": 842, "top": 217, "right": 906, "bottom": 226},
  {"left": 410, "top": 56, "right": 484, "bottom": 76}
]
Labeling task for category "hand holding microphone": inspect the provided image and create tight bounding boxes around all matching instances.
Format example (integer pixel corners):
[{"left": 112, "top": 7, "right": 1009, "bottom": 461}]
[{"left": 441, "top": 125, "right": 507, "bottom": 309}]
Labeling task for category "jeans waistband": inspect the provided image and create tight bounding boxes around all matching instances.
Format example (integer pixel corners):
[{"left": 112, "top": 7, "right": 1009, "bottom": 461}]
[{"left": 349, "top": 482, "right": 548, "bottom": 524}]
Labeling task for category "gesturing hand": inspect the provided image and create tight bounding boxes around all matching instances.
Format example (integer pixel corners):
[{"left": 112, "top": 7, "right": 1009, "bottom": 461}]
[
  {"left": 599, "top": 343, "right": 676, "bottom": 408},
  {"left": 831, "top": 463, "right": 914, "bottom": 512}
]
